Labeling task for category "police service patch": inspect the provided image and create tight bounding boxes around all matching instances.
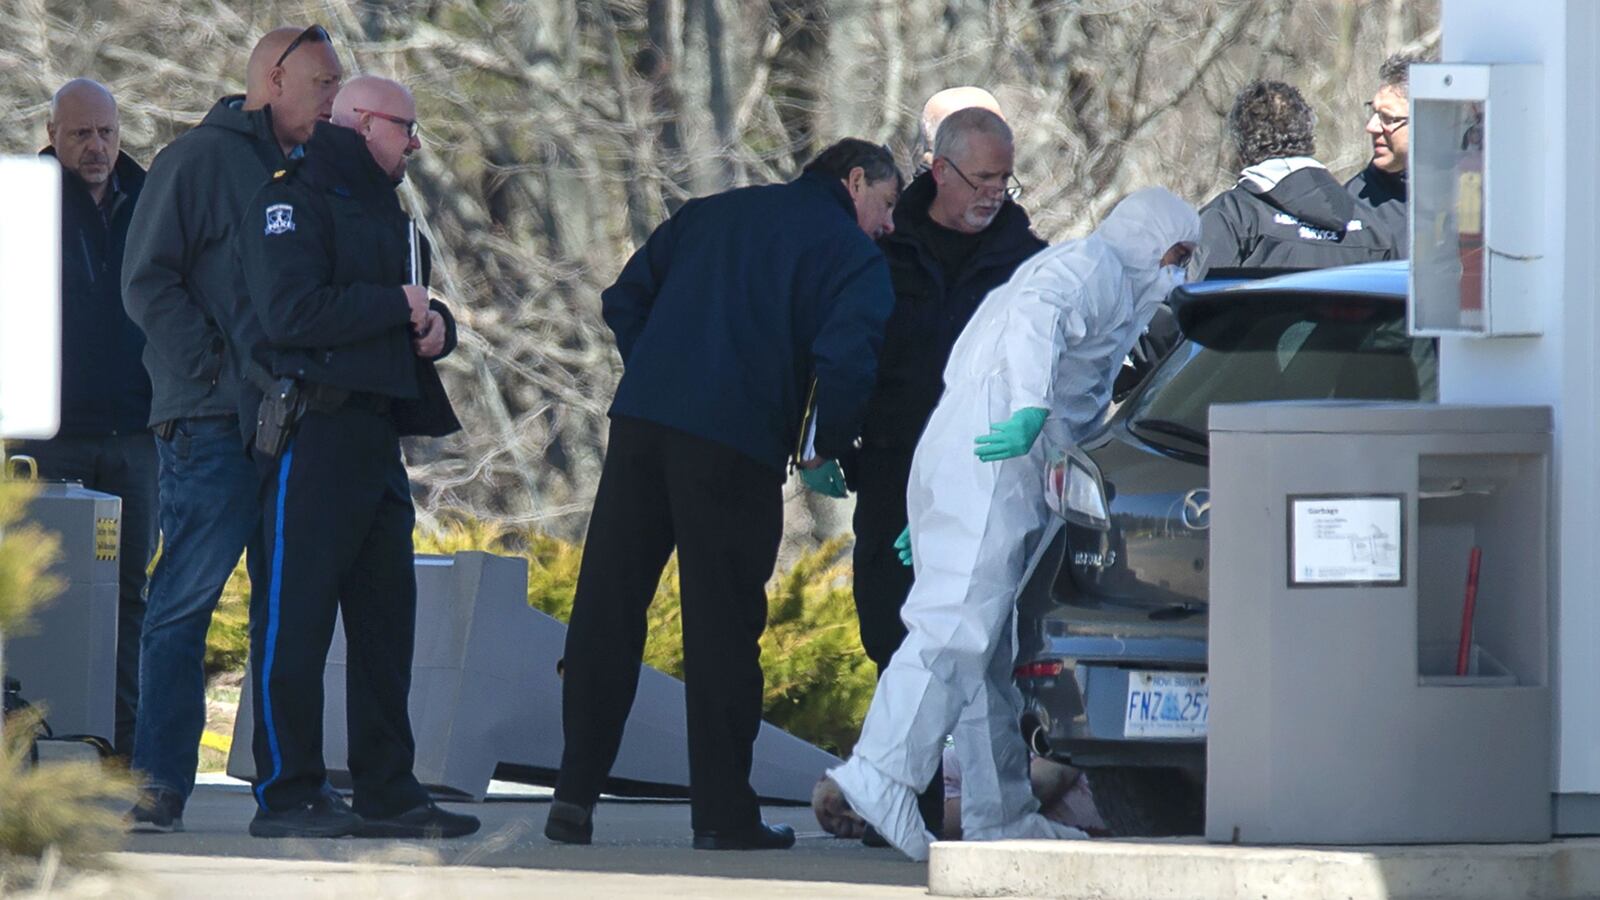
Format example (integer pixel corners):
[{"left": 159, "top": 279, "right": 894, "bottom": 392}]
[{"left": 264, "top": 203, "right": 296, "bottom": 236}]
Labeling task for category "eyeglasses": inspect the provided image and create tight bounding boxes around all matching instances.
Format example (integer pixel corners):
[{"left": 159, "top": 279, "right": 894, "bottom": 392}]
[
  {"left": 1364, "top": 101, "right": 1409, "bottom": 132},
  {"left": 354, "top": 107, "right": 419, "bottom": 139},
  {"left": 274, "top": 24, "right": 331, "bottom": 69},
  {"left": 942, "top": 158, "right": 1023, "bottom": 200}
]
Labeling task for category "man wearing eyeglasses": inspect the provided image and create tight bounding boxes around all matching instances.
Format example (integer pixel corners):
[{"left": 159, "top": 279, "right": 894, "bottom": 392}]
[
  {"left": 234, "top": 75, "right": 473, "bottom": 840},
  {"left": 123, "top": 24, "right": 342, "bottom": 834},
  {"left": 1346, "top": 53, "right": 1426, "bottom": 258},
  {"left": 1199, "top": 80, "right": 1395, "bottom": 271},
  {"left": 838, "top": 104, "right": 1044, "bottom": 844}
]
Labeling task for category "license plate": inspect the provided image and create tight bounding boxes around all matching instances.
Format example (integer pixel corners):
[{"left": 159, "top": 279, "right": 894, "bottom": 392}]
[{"left": 1124, "top": 670, "right": 1208, "bottom": 738}]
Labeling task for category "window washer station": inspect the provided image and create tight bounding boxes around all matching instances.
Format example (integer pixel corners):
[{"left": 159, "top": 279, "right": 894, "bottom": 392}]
[{"left": 1206, "top": 1, "right": 1600, "bottom": 843}]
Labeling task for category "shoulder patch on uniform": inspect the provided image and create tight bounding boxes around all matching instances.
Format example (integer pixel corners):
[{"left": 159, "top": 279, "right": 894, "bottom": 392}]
[{"left": 264, "top": 203, "right": 296, "bottom": 236}]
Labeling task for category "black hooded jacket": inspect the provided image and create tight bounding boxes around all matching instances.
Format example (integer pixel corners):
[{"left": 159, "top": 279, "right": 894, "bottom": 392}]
[
  {"left": 123, "top": 96, "right": 288, "bottom": 427},
  {"left": 1200, "top": 160, "right": 1396, "bottom": 271},
  {"left": 1346, "top": 162, "right": 1409, "bottom": 258},
  {"left": 861, "top": 172, "right": 1046, "bottom": 449},
  {"left": 43, "top": 148, "right": 150, "bottom": 436},
  {"left": 235, "top": 121, "right": 460, "bottom": 440}
]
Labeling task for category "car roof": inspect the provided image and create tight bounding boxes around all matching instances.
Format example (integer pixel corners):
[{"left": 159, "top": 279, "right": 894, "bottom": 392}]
[{"left": 1171, "top": 261, "right": 1408, "bottom": 331}]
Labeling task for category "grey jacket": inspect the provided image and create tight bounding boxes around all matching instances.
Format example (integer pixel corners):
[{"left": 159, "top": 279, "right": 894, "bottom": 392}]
[{"left": 122, "top": 96, "right": 287, "bottom": 426}]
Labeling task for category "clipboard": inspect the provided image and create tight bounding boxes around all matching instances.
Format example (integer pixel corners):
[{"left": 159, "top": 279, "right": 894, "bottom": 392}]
[{"left": 792, "top": 375, "right": 818, "bottom": 469}]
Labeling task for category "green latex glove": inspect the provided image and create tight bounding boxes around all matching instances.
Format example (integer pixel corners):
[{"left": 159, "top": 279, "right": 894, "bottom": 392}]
[
  {"left": 894, "top": 525, "right": 913, "bottom": 567},
  {"left": 974, "top": 407, "right": 1049, "bottom": 462},
  {"left": 800, "top": 460, "right": 849, "bottom": 498}
]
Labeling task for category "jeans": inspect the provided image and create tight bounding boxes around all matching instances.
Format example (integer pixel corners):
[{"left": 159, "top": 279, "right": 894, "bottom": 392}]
[
  {"left": 10, "top": 433, "right": 158, "bottom": 757},
  {"left": 131, "top": 416, "right": 260, "bottom": 802}
]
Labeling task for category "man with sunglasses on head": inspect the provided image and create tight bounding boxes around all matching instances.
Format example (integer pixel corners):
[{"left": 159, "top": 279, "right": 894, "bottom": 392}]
[
  {"left": 122, "top": 25, "right": 342, "bottom": 833},
  {"left": 835, "top": 103, "right": 1044, "bottom": 845},
  {"left": 235, "top": 75, "right": 473, "bottom": 840},
  {"left": 1347, "top": 53, "right": 1427, "bottom": 258}
]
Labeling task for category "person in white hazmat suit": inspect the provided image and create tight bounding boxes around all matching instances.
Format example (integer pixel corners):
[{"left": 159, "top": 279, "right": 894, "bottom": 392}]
[{"left": 827, "top": 187, "right": 1202, "bottom": 861}]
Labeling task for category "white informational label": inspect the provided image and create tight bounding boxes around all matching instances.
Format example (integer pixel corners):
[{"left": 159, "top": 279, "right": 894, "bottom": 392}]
[
  {"left": 1290, "top": 495, "right": 1403, "bottom": 585},
  {"left": 0, "top": 156, "right": 62, "bottom": 439}
]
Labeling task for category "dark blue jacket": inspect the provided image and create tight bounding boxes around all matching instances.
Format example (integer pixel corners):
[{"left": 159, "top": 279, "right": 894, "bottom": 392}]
[
  {"left": 604, "top": 172, "right": 895, "bottom": 472},
  {"left": 44, "top": 147, "right": 150, "bottom": 437}
]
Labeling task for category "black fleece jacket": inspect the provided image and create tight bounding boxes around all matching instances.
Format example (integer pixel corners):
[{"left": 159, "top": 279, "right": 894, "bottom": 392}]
[{"left": 862, "top": 172, "right": 1045, "bottom": 450}]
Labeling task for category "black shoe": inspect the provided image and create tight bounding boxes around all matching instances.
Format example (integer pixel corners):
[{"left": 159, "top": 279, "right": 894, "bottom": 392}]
[
  {"left": 545, "top": 800, "right": 594, "bottom": 845},
  {"left": 249, "top": 793, "right": 364, "bottom": 838},
  {"left": 861, "top": 824, "right": 889, "bottom": 848},
  {"left": 128, "top": 786, "right": 185, "bottom": 834},
  {"left": 355, "top": 802, "right": 481, "bottom": 839},
  {"left": 693, "top": 821, "right": 797, "bottom": 851}
]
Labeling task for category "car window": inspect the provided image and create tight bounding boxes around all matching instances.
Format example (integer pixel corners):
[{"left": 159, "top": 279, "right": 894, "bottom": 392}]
[{"left": 1128, "top": 299, "right": 1437, "bottom": 452}]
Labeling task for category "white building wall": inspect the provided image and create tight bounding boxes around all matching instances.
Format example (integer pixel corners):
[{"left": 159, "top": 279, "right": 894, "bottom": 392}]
[{"left": 1440, "top": 0, "right": 1600, "bottom": 798}]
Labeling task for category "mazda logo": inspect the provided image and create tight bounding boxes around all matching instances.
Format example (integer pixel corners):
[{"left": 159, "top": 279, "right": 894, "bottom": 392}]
[{"left": 1181, "top": 488, "right": 1210, "bottom": 530}]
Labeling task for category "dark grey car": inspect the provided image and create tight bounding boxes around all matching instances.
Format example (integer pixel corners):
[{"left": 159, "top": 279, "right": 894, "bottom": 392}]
[{"left": 1013, "top": 262, "right": 1435, "bottom": 836}]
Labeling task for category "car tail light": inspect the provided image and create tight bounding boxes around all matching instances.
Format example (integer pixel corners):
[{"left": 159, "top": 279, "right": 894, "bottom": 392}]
[
  {"left": 1046, "top": 447, "right": 1111, "bottom": 530},
  {"left": 1015, "top": 660, "right": 1065, "bottom": 679}
]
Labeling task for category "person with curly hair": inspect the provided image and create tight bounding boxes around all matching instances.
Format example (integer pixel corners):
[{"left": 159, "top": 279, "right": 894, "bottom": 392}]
[{"left": 1200, "top": 80, "right": 1396, "bottom": 271}]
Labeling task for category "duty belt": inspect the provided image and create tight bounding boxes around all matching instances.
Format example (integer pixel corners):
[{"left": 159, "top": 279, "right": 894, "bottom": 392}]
[{"left": 302, "top": 383, "right": 392, "bottom": 416}]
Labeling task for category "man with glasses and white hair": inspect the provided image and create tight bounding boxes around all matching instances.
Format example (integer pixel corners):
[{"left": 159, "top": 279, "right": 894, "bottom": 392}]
[
  {"left": 123, "top": 24, "right": 342, "bottom": 834},
  {"left": 234, "top": 74, "right": 472, "bottom": 840},
  {"left": 1347, "top": 53, "right": 1427, "bottom": 258},
  {"left": 841, "top": 105, "right": 1044, "bottom": 845}
]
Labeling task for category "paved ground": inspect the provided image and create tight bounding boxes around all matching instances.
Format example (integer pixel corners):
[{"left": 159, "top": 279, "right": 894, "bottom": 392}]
[{"left": 116, "top": 779, "right": 927, "bottom": 890}]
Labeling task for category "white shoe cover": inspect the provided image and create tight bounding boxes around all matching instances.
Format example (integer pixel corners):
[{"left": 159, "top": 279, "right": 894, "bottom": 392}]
[
  {"left": 826, "top": 758, "right": 934, "bottom": 862},
  {"left": 964, "top": 812, "right": 1089, "bottom": 842}
]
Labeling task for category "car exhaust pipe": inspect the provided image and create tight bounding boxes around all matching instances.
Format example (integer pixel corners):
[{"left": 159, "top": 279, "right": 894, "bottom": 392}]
[{"left": 1020, "top": 712, "right": 1052, "bottom": 757}]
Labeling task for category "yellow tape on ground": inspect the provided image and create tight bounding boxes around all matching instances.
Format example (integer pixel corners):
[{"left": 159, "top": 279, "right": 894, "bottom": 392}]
[{"left": 200, "top": 730, "right": 232, "bottom": 754}]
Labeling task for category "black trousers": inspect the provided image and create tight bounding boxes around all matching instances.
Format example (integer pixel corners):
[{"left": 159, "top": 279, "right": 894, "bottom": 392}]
[
  {"left": 851, "top": 444, "right": 945, "bottom": 834},
  {"left": 13, "top": 433, "right": 157, "bottom": 757},
  {"left": 248, "top": 407, "right": 428, "bottom": 817},
  {"left": 555, "top": 416, "right": 783, "bottom": 834}
]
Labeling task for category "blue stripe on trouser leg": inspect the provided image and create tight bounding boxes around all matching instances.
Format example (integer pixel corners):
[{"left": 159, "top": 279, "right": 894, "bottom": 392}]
[{"left": 253, "top": 441, "right": 295, "bottom": 808}]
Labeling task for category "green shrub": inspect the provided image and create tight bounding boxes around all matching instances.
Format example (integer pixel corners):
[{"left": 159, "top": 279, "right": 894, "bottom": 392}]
[{"left": 206, "top": 514, "right": 876, "bottom": 755}]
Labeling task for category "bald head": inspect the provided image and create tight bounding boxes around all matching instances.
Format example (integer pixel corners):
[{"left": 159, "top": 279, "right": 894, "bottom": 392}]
[
  {"left": 245, "top": 27, "right": 306, "bottom": 103},
  {"left": 332, "top": 76, "right": 412, "bottom": 127},
  {"left": 50, "top": 78, "right": 116, "bottom": 124},
  {"left": 48, "top": 79, "right": 120, "bottom": 197},
  {"left": 920, "top": 87, "right": 1004, "bottom": 150},
  {"left": 244, "top": 25, "right": 343, "bottom": 153},
  {"left": 333, "top": 76, "right": 421, "bottom": 183}
]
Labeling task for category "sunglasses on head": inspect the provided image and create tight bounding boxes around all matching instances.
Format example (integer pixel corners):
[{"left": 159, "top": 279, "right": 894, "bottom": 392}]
[{"left": 274, "top": 24, "right": 331, "bottom": 68}]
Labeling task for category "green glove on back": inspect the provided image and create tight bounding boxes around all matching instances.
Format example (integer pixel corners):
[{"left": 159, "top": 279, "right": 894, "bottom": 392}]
[
  {"left": 973, "top": 407, "right": 1049, "bottom": 462},
  {"left": 799, "top": 460, "right": 849, "bottom": 498}
]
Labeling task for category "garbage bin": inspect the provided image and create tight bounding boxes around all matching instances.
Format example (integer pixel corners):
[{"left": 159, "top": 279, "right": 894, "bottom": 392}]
[
  {"left": 3, "top": 482, "right": 121, "bottom": 743},
  {"left": 1206, "top": 401, "right": 1551, "bottom": 844}
]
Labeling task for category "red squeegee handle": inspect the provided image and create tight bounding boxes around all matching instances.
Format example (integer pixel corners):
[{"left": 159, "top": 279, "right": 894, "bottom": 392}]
[{"left": 1456, "top": 547, "right": 1483, "bottom": 677}]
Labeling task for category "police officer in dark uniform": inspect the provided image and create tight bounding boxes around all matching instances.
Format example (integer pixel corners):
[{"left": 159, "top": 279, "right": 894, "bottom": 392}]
[{"left": 235, "top": 75, "right": 476, "bottom": 840}]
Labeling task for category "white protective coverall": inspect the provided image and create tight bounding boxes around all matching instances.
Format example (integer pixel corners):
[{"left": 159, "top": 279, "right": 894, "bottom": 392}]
[{"left": 830, "top": 188, "right": 1201, "bottom": 860}]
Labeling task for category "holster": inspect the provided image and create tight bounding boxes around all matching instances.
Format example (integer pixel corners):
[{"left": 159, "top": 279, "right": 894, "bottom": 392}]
[{"left": 254, "top": 377, "right": 306, "bottom": 459}]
